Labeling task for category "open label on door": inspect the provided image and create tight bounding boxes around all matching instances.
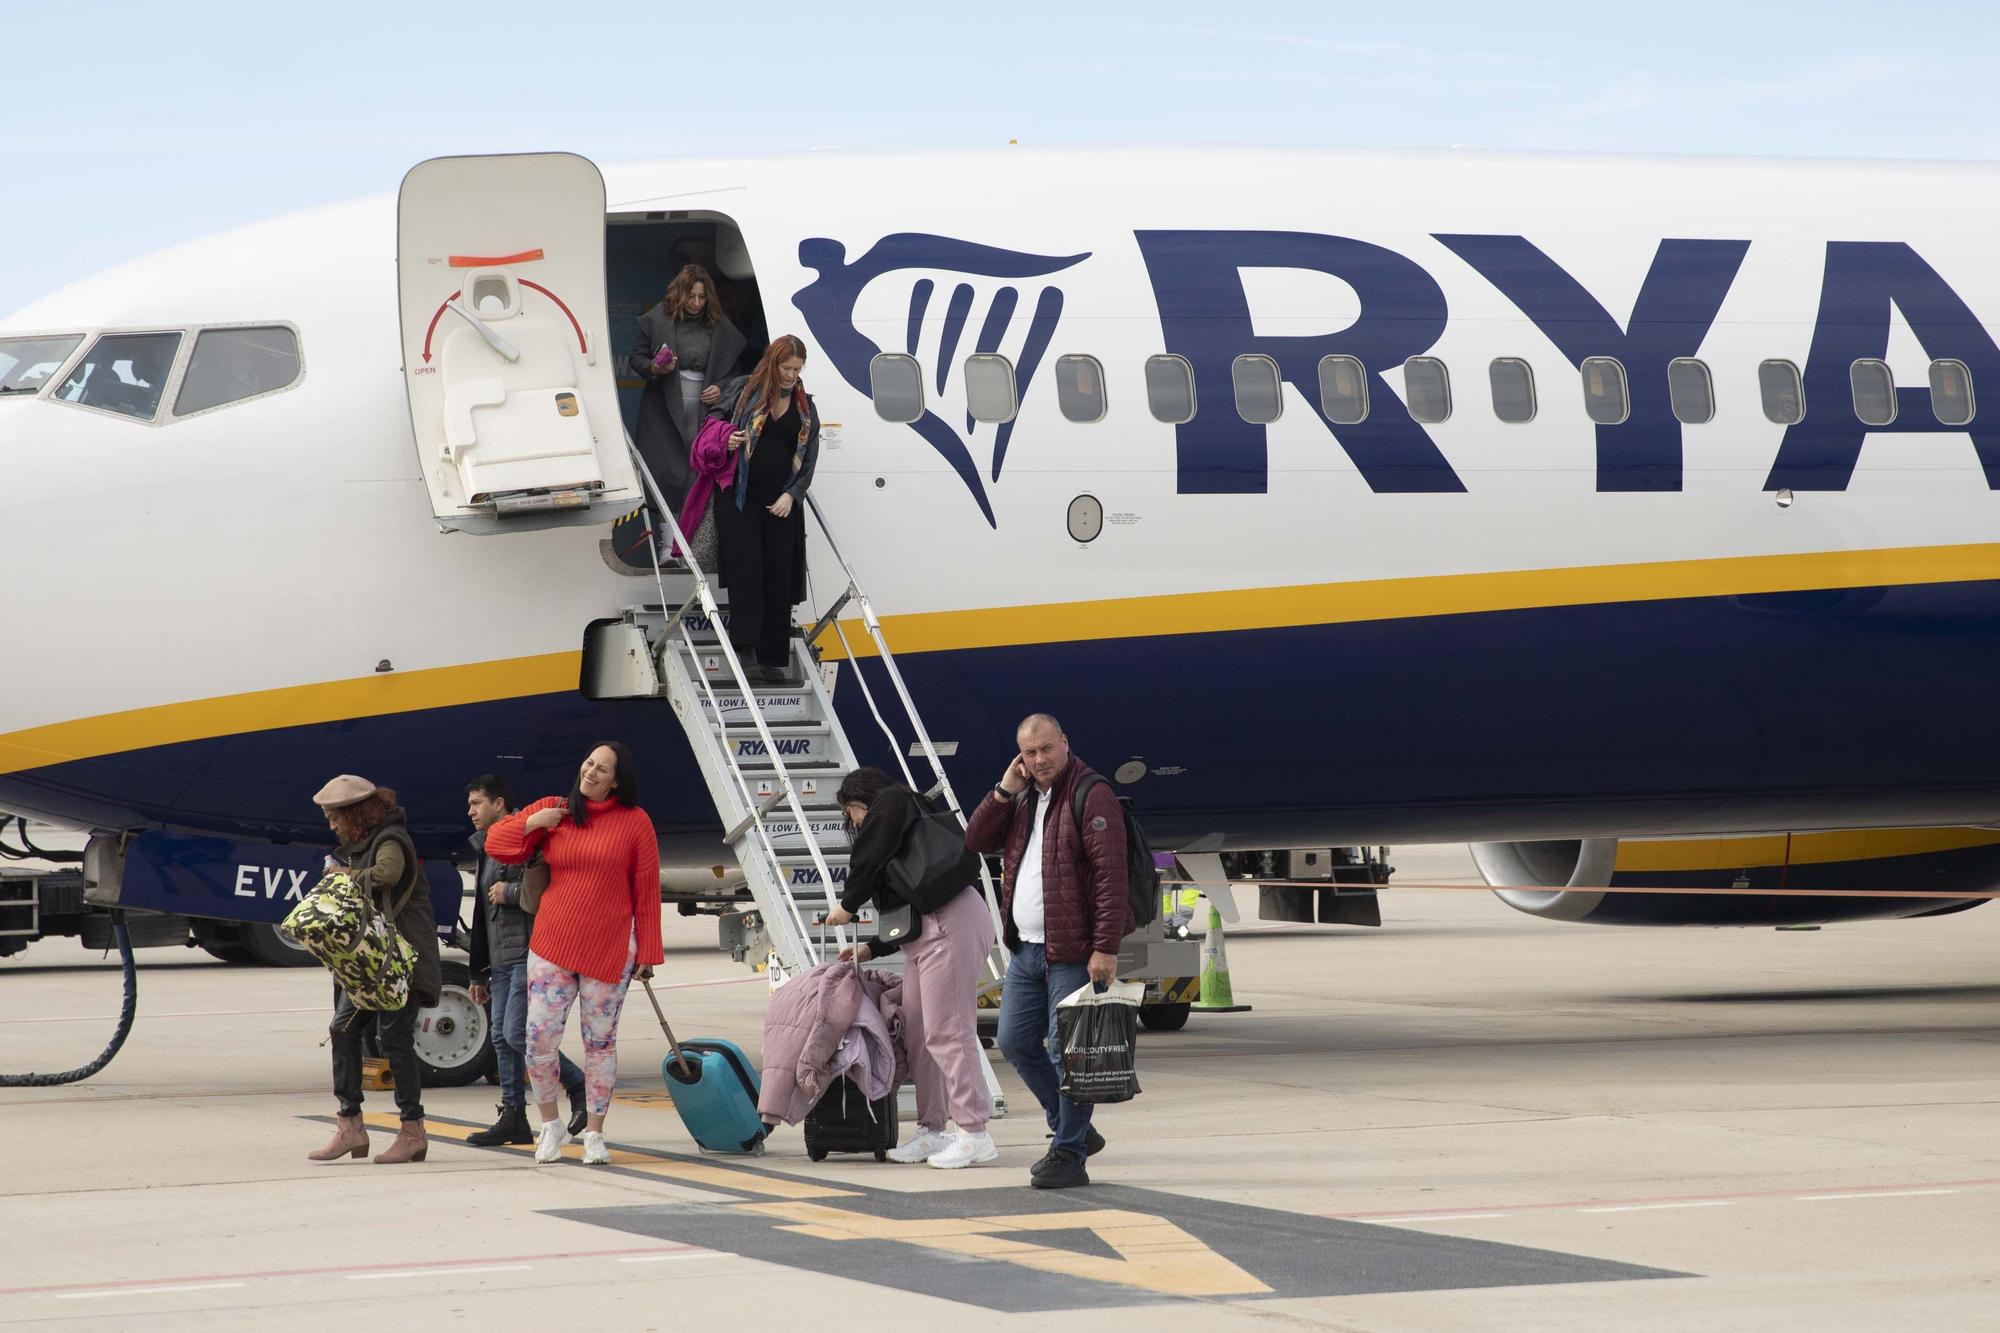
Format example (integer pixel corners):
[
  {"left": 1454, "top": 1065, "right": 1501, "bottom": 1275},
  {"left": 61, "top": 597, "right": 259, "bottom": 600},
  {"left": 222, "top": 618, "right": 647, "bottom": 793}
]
[{"left": 398, "top": 153, "right": 641, "bottom": 532}]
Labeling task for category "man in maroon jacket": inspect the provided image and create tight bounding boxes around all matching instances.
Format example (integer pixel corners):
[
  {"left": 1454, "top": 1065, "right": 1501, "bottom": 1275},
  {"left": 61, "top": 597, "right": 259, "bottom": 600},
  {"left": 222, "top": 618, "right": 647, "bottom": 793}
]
[{"left": 965, "top": 713, "right": 1132, "bottom": 1189}]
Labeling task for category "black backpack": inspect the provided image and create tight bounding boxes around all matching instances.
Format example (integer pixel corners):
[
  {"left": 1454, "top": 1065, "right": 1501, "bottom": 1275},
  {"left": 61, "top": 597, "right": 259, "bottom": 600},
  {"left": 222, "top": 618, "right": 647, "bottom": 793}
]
[{"left": 1071, "top": 774, "right": 1160, "bottom": 930}]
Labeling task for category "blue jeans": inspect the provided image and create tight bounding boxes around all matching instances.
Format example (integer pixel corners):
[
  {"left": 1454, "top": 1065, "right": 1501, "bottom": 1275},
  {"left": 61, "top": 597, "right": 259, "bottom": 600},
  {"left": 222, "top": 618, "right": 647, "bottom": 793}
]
[
  {"left": 995, "top": 942, "right": 1095, "bottom": 1157},
  {"left": 490, "top": 961, "right": 583, "bottom": 1109}
]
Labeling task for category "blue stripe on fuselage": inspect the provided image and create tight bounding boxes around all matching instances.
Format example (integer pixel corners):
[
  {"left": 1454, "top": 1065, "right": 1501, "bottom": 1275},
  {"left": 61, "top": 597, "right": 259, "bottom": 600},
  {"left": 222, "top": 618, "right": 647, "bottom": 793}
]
[{"left": 3, "top": 579, "right": 1998, "bottom": 854}]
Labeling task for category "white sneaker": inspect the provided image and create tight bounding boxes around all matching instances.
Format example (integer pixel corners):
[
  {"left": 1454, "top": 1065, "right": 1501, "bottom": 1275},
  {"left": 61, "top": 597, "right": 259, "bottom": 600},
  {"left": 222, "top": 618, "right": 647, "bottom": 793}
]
[
  {"left": 580, "top": 1130, "right": 609, "bottom": 1165},
  {"left": 533, "top": 1119, "right": 567, "bottom": 1164},
  {"left": 886, "top": 1129, "right": 953, "bottom": 1164},
  {"left": 926, "top": 1128, "right": 998, "bottom": 1170}
]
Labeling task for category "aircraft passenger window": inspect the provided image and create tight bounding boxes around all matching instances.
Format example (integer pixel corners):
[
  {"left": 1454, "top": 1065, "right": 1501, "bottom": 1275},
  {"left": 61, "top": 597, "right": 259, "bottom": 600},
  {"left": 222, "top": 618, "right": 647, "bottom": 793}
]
[
  {"left": 1757, "top": 359, "right": 1805, "bottom": 425},
  {"left": 1144, "top": 354, "right": 1197, "bottom": 424},
  {"left": 1580, "top": 356, "right": 1629, "bottom": 425},
  {"left": 174, "top": 325, "right": 302, "bottom": 417},
  {"left": 1055, "top": 354, "right": 1107, "bottom": 423},
  {"left": 1489, "top": 357, "right": 1537, "bottom": 424},
  {"left": 0, "top": 333, "right": 83, "bottom": 396},
  {"left": 1849, "top": 359, "right": 1897, "bottom": 426},
  {"left": 964, "top": 353, "right": 1018, "bottom": 423},
  {"left": 1402, "top": 356, "right": 1451, "bottom": 423},
  {"left": 54, "top": 331, "right": 183, "bottom": 421},
  {"left": 1668, "top": 357, "right": 1715, "bottom": 424},
  {"left": 1317, "top": 354, "right": 1368, "bottom": 424},
  {"left": 1929, "top": 359, "right": 1975, "bottom": 426},
  {"left": 1231, "top": 354, "right": 1283, "bottom": 424},
  {"left": 869, "top": 353, "right": 924, "bottom": 423}
]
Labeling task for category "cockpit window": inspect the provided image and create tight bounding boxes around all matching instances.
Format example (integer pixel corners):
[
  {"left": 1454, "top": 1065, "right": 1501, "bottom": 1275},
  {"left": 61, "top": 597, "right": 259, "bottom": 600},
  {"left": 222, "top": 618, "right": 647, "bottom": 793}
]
[
  {"left": 55, "top": 331, "right": 183, "bottom": 421},
  {"left": 0, "top": 334, "right": 83, "bottom": 396},
  {"left": 175, "top": 325, "right": 301, "bottom": 416}
]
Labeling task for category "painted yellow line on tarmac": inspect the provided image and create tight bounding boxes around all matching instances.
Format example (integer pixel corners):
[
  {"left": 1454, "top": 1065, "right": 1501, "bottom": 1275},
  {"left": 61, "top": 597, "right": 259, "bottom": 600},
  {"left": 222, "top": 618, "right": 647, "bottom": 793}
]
[{"left": 741, "top": 1199, "right": 1272, "bottom": 1297}]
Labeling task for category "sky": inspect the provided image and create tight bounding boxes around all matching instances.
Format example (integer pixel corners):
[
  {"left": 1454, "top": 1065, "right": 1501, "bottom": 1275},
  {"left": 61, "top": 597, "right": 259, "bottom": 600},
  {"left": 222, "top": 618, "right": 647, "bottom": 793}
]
[{"left": 6, "top": 0, "right": 2000, "bottom": 315}]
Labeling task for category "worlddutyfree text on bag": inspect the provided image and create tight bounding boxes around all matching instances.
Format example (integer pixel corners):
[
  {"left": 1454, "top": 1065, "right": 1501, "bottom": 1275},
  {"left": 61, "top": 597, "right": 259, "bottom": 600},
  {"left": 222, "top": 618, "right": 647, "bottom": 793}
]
[{"left": 1056, "top": 980, "right": 1144, "bottom": 1104}]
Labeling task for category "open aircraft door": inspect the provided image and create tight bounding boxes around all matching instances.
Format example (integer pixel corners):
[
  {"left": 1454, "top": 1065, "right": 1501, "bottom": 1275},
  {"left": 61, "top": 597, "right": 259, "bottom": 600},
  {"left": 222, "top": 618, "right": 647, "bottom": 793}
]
[{"left": 397, "top": 153, "right": 642, "bottom": 533}]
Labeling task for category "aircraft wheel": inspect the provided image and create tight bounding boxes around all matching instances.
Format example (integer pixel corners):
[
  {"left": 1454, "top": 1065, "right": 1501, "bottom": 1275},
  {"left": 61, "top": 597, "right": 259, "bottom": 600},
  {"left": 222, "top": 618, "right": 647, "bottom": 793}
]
[
  {"left": 398, "top": 960, "right": 495, "bottom": 1087},
  {"left": 239, "top": 922, "right": 316, "bottom": 967},
  {"left": 1138, "top": 1003, "right": 1190, "bottom": 1032}
]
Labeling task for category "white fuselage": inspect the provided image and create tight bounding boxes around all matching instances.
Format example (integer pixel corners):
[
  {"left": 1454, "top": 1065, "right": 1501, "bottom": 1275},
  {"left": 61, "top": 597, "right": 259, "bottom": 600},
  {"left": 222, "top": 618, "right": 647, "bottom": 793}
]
[{"left": 2, "top": 148, "right": 1997, "bottom": 852}]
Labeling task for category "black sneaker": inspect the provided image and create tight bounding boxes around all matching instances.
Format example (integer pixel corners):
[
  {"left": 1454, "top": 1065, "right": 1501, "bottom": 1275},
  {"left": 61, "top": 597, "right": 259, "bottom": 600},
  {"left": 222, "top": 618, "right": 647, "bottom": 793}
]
[
  {"left": 466, "top": 1103, "right": 532, "bottom": 1147},
  {"left": 1030, "top": 1126, "right": 1106, "bottom": 1176},
  {"left": 1031, "top": 1149, "right": 1089, "bottom": 1190},
  {"left": 566, "top": 1085, "right": 589, "bottom": 1138}
]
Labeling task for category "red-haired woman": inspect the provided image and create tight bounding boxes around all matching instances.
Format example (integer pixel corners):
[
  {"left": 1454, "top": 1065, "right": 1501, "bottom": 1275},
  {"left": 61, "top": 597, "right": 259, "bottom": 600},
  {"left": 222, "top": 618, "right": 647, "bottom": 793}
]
[
  {"left": 306, "top": 775, "right": 442, "bottom": 1166},
  {"left": 484, "top": 742, "right": 663, "bottom": 1166},
  {"left": 628, "top": 263, "right": 748, "bottom": 512},
  {"left": 714, "top": 335, "right": 818, "bottom": 685}
]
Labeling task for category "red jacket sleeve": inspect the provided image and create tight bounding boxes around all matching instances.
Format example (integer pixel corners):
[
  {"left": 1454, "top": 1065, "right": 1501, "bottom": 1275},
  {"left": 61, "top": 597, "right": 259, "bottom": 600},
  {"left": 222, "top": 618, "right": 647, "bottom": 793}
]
[
  {"left": 964, "top": 790, "right": 1013, "bottom": 854},
  {"left": 630, "top": 815, "right": 665, "bottom": 968},
  {"left": 485, "top": 796, "right": 563, "bottom": 864},
  {"left": 1080, "top": 780, "right": 1131, "bottom": 957}
]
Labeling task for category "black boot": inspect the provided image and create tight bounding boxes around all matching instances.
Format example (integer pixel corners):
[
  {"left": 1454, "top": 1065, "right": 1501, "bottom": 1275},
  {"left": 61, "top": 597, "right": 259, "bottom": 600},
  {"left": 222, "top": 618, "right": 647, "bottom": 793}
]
[
  {"left": 1031, "top": 1127, "right": 1106, "bottom": 1177},
  {"left": 1031, "top": 1149, "right": 1090, "bottom": 1190},
  {"left": 466, "top": 1103, "right": 532, "bottom": 1147},
  {"left": 566, "top": 1084, "right": 590, "bottom": 1138}
]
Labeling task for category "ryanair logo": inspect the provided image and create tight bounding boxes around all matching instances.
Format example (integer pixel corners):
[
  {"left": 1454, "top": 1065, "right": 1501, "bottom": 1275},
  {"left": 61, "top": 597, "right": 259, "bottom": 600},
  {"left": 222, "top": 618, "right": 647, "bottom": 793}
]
[{"left": 795, "top": 233, "right": 1090, "bottom": 525}]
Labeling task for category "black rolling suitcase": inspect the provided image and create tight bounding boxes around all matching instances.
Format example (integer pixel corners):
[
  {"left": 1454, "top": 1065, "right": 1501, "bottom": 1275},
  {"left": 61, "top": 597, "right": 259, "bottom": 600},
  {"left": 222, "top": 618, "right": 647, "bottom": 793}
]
[{"left": 803, "top": 1075, "right": 899, "bottom": 1162}]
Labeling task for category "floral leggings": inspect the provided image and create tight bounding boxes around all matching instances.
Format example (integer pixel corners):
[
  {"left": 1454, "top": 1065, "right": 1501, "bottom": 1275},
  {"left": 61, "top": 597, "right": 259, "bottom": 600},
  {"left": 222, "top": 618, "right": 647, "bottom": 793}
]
[{"left": 525, "top": 931, "right": 637, "bottom": 1117}]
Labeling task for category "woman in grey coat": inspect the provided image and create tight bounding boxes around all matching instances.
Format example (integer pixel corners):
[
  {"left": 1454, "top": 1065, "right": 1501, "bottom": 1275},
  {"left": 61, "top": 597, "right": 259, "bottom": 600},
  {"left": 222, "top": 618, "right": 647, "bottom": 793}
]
[{"left": 627, "top": 263, "right": 748, "bottom": 516}]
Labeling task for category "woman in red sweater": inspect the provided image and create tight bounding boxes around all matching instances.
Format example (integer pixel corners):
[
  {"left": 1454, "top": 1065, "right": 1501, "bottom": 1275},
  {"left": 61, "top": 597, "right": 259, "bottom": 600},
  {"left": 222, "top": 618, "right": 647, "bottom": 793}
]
[{"left": 484, "top": 741, "right": 664, "bottom": 1165}]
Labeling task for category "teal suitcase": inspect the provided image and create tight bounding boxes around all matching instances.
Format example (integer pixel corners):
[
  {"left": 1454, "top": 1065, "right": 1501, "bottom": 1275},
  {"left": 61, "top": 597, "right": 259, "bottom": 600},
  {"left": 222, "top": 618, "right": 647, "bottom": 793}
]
[{"left": 641, "top": 981, "right": 768, "bottom": 1155}]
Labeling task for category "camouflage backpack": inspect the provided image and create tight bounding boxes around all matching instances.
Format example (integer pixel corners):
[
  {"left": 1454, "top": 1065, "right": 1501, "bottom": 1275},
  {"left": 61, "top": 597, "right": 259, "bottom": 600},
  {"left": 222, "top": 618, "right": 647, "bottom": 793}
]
[{"left": 280, "top": 869, "right": 416, "bottom": 1012}]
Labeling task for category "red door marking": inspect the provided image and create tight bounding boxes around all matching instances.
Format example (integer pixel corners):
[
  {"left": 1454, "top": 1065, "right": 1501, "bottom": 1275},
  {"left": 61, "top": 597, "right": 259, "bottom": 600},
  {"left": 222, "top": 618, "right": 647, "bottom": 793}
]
[
  {"left": 448, "top": 248, "right": 545, "bottom": 267},
  {"left": 520, "top": 279, "right": 589, "bottom": 355},
  {"left": 420, "top": 293, "right": 459, "bottom": 364}
]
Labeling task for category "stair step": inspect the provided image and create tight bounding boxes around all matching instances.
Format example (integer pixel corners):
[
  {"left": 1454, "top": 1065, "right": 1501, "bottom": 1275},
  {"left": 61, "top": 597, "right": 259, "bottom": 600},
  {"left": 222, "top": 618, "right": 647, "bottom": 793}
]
[
  {"left": 741, "top": 773, "right": 843, "bottom": 809},
  {"left": 775, "top": 853, "right": 853, "bottom": 892},
  {"left": 754, "top": 816, "right": 853, "bottom": 855},
  {"left": 696, "top": 689, "right": 824, "bottom": 725},
  {"left": 674, "top": 643, "right": 814, "bottom": 688},
  {"left": 721, "top": 723, "right": 843, "bottom": 769}
]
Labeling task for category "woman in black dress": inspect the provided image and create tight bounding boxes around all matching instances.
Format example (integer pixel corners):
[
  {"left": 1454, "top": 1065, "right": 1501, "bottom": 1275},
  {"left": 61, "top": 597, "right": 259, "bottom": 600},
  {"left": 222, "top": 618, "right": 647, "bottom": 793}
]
[{"left": 715, "top": 335, "right": 818, "bottom": 684}]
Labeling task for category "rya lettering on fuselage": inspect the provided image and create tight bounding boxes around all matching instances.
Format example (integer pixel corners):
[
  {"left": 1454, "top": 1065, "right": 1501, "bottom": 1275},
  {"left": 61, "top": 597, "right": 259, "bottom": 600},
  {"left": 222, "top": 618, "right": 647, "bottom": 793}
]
[{"left": 797, "top": 230, "right": 2000, "bottom": 515}]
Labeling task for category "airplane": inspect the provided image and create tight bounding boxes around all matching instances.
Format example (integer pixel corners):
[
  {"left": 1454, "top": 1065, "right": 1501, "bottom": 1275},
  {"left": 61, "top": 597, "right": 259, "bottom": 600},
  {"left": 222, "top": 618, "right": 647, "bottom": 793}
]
[{"left": 3, "top": 147, "right": 1996, "bottom": 1001}]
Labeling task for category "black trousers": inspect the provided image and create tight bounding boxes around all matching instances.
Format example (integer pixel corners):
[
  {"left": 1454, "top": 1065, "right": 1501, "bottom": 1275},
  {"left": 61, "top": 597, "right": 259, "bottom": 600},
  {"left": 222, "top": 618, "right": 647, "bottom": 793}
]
[
  {"left": 721, "top": 498, "right": 803, "bottom": 668},
  {"left": 330, "top": 987, "right": 424, "bottom": 1122}
]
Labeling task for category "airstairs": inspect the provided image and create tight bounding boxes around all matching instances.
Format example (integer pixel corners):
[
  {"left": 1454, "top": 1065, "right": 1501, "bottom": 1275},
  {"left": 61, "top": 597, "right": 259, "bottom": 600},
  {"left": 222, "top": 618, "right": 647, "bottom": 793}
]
[{"left": 586, "top": 449, "right": 1011, "bottom": 1113}]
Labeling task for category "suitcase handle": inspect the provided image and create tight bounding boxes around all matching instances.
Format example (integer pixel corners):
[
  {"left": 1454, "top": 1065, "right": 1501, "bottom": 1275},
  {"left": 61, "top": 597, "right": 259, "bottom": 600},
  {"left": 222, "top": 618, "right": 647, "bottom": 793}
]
[
  {"left": 813, "top": 915, "right": 864, "bottom": 975},
  {"left": 640, "top": 978, "right": 695, "bottom": 1079}
]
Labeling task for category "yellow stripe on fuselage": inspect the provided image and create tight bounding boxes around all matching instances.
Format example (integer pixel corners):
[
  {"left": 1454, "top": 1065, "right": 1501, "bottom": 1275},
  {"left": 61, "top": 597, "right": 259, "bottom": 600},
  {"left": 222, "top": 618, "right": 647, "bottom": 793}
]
[
  {"left": 819, "top": 539, "right": 2000, "bottom": 659},
  {"left": 0, "top": 653, "right": 579, "bottom": 777},
  {"left": 1613, "top": 828, "right": 2000, "bottom": 873},
  {"left": 3, "top": 540, "right": 1998, "bottom": 774}
]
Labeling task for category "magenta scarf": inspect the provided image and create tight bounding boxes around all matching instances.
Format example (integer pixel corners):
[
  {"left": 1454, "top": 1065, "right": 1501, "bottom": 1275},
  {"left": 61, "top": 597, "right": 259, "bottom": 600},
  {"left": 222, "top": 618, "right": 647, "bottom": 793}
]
[{"left": 674, "top": 416, "right": 737, "bottom": 556}]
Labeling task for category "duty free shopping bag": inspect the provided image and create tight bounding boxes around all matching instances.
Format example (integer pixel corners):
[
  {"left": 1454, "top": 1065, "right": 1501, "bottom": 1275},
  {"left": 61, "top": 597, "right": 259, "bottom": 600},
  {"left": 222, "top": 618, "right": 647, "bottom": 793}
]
[{"left": 1055, "top": 980, "right": 1145, "bottom": 1104}]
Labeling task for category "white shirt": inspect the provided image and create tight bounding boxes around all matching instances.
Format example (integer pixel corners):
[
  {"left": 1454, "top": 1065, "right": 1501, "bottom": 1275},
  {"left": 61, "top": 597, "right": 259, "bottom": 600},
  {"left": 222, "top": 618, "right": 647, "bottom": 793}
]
[{"left": 1011, "top": 786, "right": 1052, "bottom": 943}]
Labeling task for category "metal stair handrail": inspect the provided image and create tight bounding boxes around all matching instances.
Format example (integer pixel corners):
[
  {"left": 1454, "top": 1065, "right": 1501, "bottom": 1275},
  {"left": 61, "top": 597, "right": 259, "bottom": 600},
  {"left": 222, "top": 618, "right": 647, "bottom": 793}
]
[
  {"left": 625, "top": 442, "right": 847, "bottom": 966},
  {"left": 803, "top": 495, "right": 1008, "bottom": 950}
]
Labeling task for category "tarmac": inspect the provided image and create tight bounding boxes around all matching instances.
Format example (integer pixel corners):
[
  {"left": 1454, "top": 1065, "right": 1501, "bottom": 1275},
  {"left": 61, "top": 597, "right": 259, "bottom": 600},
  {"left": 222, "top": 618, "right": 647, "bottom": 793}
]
[{"left": 3, "top": 844, "right": 1996, "bottom": 1331}]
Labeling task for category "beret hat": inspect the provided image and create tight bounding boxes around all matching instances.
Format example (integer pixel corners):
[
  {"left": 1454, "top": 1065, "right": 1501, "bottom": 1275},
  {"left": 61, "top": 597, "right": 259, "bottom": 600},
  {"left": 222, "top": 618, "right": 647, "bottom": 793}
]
[{"left": 312, "top": 774, "right": 378, "bottom": 809}]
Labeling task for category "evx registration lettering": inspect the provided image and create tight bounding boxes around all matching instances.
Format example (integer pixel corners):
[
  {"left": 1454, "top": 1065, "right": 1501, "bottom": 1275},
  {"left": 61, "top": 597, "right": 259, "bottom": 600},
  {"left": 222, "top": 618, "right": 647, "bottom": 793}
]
[{"left": 233, "top": 865, "right": 313, "bottom": 900}]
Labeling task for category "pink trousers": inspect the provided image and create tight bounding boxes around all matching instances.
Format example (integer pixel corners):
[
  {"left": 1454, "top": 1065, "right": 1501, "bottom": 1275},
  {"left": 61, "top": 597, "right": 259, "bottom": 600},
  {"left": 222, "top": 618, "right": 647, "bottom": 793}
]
[{"left": 898, "top": 885, "right": 994, "bottom": 1134}]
